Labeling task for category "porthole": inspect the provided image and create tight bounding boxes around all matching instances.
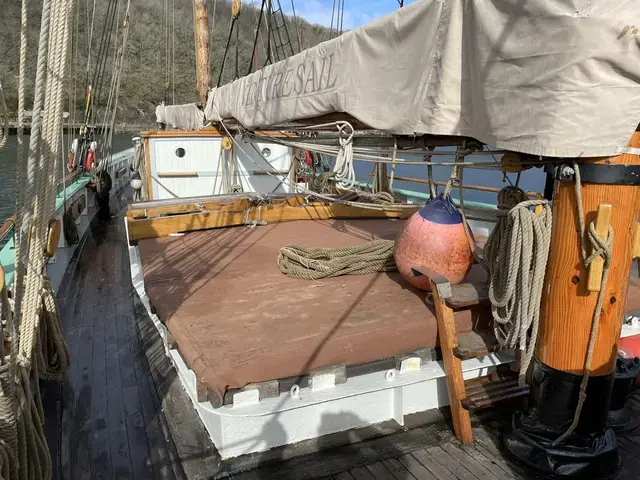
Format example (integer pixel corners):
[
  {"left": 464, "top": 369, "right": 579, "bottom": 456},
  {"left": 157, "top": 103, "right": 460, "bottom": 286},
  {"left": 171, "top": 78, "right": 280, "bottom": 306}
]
[
  {"left": 175, "top": 147, "right": 186, "bottom": 158},
  {"left": 261, "top": 147, "right": 271, "bottom": 158}
]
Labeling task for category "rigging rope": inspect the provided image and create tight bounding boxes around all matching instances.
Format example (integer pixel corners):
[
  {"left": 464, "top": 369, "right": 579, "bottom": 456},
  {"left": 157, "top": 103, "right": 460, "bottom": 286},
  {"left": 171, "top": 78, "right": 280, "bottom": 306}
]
[
  {"left": 0, "top": 0, "right": 74, "bottom": 477},
  {"left": 483, "top": 188, "right": 552, "bottom": 386},
  {"left": 553, "top": 162, "right": 613, "bottom": 445},
  {"left": 278, "top": 240, "right": 397, "bottom": 280},
  {"left": 0, "top": 82, "right": 7, "bottom": 151}
]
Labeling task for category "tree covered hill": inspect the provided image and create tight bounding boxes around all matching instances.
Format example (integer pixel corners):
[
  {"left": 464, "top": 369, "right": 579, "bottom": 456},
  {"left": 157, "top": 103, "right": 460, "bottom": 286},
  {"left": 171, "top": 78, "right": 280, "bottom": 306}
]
[{"left": 0, "top": 0, "right": 330, "bottom": 125}]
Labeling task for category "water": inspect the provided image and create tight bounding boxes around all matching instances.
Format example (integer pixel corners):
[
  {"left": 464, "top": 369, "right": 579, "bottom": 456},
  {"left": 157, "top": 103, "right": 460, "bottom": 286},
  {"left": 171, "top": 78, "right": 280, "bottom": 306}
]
[{"left": 0, "top": 134, "right": 137, "bottom": 224}]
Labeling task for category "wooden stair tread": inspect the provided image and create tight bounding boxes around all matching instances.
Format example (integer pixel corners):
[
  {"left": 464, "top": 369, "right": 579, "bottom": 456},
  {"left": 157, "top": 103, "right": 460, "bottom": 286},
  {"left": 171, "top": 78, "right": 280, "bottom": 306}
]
[
  {"left": 461, "top": 371, "right": 529, "bottom": 411},
  {"left": 445, "top": 282, "right": 489, "bottom": 309},
  {"left": 453, "top": 329, "right": 502, "bottom": 360}
]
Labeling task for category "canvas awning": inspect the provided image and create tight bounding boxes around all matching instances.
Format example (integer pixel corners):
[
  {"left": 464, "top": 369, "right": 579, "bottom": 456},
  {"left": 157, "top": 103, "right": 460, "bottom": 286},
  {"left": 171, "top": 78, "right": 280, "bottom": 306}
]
[{"left": 201, "top": 0, "right": 640, "bottom": 157}]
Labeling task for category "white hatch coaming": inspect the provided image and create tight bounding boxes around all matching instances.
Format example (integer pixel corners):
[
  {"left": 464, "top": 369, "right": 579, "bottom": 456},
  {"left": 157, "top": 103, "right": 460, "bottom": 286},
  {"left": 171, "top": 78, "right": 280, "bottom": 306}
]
[{"left": 147, "top": 135, "right": 293, "bottom": 200}]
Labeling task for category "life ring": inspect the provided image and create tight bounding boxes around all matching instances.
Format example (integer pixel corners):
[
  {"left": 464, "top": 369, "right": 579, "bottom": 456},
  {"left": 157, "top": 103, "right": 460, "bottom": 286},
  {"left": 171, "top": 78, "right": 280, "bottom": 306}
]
[{"left": 84, "top": 149, "right": 95, "bottom": 172}]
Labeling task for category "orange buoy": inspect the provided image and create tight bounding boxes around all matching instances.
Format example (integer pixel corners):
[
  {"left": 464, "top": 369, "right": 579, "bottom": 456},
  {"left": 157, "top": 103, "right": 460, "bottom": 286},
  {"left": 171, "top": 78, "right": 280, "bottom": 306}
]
[{"left": 394, "top": 194, "right": 473, "bottom": 291}]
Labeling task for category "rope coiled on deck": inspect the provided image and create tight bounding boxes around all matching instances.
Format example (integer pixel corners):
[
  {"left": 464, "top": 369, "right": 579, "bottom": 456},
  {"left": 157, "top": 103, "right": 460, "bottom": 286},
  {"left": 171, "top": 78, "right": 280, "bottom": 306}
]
[
  {"left": 277, "top": 240, "right": 397, "bottom": 280},
  {"left": 484, "top": 187, "right": 552, "bottom": 386}
]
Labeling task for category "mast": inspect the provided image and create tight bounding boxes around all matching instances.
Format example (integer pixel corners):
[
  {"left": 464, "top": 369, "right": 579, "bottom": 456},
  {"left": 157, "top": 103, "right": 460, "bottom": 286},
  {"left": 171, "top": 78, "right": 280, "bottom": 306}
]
[{"left": 193, "top": 0, "right": 210, "bottom": 105}]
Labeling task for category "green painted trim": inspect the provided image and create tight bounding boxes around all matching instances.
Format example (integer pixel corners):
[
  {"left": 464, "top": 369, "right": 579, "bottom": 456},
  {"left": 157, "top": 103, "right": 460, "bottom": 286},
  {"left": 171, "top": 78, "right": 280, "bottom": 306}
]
[{"left": 1, "top": 173, "right": 92, "bottom": 287}]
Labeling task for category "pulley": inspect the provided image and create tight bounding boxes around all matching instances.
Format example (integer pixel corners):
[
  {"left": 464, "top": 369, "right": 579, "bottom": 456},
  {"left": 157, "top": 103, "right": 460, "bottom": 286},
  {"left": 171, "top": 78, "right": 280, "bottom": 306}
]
[
  {"left": 232, "top": 0, "right": 242, "bottom": 18},
  {"left": 500, "top": 151, "right": 525, "bottom": 173},
  {"left": 45, "top": 218, "right": 61, "bottom": 258},
  {"left": 221, "top": 136, "right": 233, "bottom": 151}
]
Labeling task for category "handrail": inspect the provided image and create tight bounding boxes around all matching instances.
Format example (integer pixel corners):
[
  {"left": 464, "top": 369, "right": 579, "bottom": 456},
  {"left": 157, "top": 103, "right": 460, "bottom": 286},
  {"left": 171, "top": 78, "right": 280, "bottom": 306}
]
[
  {"left": 391, "top": 175, "right": 539, "bottom": 198},
  {"left": 0, "top": 211, "right": 18, "bottom": 243}
]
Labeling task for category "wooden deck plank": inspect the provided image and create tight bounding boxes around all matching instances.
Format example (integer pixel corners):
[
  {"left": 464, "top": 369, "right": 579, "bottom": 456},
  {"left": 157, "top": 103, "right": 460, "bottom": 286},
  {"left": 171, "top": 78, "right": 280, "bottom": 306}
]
[
  {"left": 67, "top": 258, "right": 98, "bottom": 480},
  {"left": 459, "top": 444, "right": 516, "bottom": 479},
  {"left": 410, "top": 449, "right": 456, "bottom": 480},
  {"left": 380, "top": 458, "right": 417, "bottom": 480},
  {"left": 90, "top": 240, "right": 114, "bottom": 479},
  {"left": 396, "top": 454, "right": 437, "bottom": 480},
  {"left": 104, "top": 240, "right": 134, "bottom": 478},
  {"left": 365, "top": 462, "right": 397, "bottom": 479},
  {"left": 335, "top": 473, "right": 356, "bottom": 480},
  {"left": 425, "top": 446, "right": 477, "bottom": 480},
  {"left": 351, "top": 466, "right": 377, "bottom": 480},
  {"left": 440, "top": 443, "right": 497, "bottom": 479}
]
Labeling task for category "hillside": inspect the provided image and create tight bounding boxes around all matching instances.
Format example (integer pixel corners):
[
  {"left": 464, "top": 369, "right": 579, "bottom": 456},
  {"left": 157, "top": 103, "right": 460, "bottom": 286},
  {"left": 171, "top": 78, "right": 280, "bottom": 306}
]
[{"left": 0, "top": 0, "right": 330, "bottom": 125}]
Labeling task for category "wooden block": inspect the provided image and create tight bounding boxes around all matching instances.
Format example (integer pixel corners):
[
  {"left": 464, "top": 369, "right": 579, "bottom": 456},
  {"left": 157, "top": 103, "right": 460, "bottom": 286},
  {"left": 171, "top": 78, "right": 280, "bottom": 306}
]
[
  {"left": 46, "top": 218, "right": 62, "bottom": 258},
  {"left": 587, "top": 203, "right": 612, "bottom": 292},
  {"left": 633, "top": 223, "right": 640, "bottom": 259},
  {"left": 431, "top": 279, "right": 473, "bottom": 444}
]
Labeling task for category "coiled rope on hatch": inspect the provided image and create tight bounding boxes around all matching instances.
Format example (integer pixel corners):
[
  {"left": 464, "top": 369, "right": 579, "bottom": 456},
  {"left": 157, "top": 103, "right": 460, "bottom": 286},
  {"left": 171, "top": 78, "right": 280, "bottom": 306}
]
[{"left": 277, "top": 240, "right": 396, "bottom": 280}]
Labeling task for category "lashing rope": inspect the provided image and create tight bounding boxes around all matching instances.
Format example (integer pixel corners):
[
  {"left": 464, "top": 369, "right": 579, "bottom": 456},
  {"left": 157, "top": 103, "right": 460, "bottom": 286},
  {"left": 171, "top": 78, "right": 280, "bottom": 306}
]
[{"left": 553, "top": 162, "right": 613, "bottom": 445}]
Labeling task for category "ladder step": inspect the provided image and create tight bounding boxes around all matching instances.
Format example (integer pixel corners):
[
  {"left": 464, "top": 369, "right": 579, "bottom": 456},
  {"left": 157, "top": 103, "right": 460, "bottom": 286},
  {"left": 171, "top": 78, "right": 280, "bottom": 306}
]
[
  {"left": 461, "top": 372, "right": 529, "bottom": 411},
  {"left": 453, "top": 329, "right": 503, "bottom": 360},
  {"left": 445, "top": 282, "right": 489, "bottom": 309}
]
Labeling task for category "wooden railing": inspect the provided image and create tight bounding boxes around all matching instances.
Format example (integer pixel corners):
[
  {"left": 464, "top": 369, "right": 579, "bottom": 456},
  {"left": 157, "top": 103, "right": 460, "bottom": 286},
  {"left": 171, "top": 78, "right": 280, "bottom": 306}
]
[{"left": 391, "top": 175, "right": 539, "bottom": 198}]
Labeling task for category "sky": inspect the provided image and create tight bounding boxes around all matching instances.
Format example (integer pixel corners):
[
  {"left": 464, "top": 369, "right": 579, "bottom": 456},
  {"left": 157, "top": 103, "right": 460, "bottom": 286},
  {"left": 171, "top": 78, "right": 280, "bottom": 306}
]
[{"left": 264, "top": 0, "right": 420, "bottom": 31}]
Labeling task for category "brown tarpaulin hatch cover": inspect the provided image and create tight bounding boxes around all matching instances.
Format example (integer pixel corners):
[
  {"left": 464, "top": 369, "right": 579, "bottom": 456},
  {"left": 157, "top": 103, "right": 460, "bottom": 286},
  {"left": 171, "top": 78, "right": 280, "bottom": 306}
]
[{"left": 138, "top": 218, "right": 640, "bottom": 404}]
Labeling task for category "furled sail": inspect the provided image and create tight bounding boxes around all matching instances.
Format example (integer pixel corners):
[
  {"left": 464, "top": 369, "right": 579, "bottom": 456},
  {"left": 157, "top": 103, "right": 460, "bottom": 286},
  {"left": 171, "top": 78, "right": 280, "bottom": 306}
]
[
  {"left": 203, "top": 0, "right": 640, "bottom": 157},
  {"left": 156, "top": 103, "right": 205, "bottom": 131}
]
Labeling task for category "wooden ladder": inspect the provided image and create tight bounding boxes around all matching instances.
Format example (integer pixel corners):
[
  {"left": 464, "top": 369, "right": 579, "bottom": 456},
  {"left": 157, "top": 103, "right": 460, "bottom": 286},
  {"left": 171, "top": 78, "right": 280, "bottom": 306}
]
[{"left": 430, "top": 276, "right": 529, "bottom": 444}]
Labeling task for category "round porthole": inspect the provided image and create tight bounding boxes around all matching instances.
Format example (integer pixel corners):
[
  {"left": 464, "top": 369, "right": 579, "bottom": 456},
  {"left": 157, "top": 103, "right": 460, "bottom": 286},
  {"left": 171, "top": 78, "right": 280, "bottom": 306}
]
[
  {"left": 261, "top": 147, "right": 271, "bottom": 158},
  {"left": 175, "top": 147, "right": 186, "bottom": 158}
]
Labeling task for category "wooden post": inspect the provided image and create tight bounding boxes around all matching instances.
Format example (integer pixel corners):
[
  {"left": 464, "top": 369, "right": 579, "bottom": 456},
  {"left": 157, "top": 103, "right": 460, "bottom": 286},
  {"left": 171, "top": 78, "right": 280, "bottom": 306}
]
[
  {"left": 193, "top": 0, "right": 210, "bottom": 105},
  {"left": 431, "top": 279, "right": 473, "bottom": 444},
  {"left": 505, "top": 130, "right": 640, "bottom": 477},
  {"left": 537, "top": 132, "right": 640, "bottom": 376}
]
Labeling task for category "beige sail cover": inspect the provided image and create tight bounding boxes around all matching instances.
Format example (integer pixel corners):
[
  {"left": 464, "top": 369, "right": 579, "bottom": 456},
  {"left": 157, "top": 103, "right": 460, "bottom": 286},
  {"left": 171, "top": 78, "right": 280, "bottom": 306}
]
[
  {"left": 204, "top": 0, "right": 640, "bottom": 157},
  {"left": 156, "top": 103, "right": 205, "bottom": 131}
]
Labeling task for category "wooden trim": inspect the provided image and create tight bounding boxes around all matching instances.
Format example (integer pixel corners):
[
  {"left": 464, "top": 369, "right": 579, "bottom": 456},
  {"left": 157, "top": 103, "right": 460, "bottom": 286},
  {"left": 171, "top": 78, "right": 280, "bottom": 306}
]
[
  {"left": 431, "top": 279, "right": 473, "bottom": 444},
  {"left": 126, "top": 195, "right": 308, "bottom": 220},
  {"left": 391, "top": 175, "right": 539, "bottom": 198},
  {"left": 138, "top": 127, "right": 293, "bottom": 139},
  {"left": 126, "top": 201, "right": 419, "bottom": 241},
  {"left": 144, "top": 137, "right": 153, "bottom": 200},
  {"left": 157, "top": 172, "right": 199, "bottom": 178}
]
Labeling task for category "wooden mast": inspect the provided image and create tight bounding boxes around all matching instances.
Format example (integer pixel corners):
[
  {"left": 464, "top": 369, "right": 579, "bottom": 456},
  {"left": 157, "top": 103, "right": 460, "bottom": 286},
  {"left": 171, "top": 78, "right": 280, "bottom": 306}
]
[
  {"left": 537, "top": 131, "right": 640, "bottom": 376},
  {"left": 193, "top": 0, "right": 210, "bottom": 105},
  {"left": 506, "top": 129, "right": 640, "bottom": 477}
]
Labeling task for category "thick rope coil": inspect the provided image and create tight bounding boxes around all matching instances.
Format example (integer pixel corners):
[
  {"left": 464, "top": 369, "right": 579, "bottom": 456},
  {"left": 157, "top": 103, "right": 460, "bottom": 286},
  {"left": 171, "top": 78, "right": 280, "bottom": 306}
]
[
  {"left": 336, "top": 187, "right": 395, "bottom": 205},
  {"left": 553, "top": 162, "right": 613, "bottom": 445},
  {"left": 35, "top": 277, "right": 69, "bottom": 381},
  {"left": 278, "top": 240, "right": 396, "bottom": 280},
  {"left": 484, "top": 188, "right": 552, "bottom": 386}
]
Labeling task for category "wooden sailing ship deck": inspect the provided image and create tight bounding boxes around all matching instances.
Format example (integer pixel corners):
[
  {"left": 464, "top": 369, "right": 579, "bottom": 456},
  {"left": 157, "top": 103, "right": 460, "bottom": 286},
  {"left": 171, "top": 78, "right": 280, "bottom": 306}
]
[{"left": 42, "top": 194, "right": 640, "bottom": 479}]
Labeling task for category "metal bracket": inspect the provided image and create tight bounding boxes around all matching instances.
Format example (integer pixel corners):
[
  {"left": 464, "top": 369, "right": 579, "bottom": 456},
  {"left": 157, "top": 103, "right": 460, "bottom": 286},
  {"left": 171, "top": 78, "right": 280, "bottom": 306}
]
[{"left": 550, "top": 163, "right": 640, "bottom": 185}]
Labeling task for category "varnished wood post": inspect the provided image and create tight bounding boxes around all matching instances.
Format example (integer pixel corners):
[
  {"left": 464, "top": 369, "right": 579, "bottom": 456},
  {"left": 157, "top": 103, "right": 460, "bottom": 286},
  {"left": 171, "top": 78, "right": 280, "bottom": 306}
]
[
  {"left": 193, "top": 0, "right": 210, "bottom": 105},
  {"left": 537, "top": 132, "right": 640, "bottom": 376},
  {"left": 505, "top": 130, "right": 640, "bottom": 477}
]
